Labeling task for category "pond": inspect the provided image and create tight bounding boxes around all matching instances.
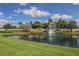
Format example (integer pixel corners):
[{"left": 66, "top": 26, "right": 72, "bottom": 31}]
[{"left": 6, "top": 33, "right": 79, "bottom": 48}]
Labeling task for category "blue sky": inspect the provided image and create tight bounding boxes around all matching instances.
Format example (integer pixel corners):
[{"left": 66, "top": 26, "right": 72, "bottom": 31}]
[{"left": 0, "top": 3, "right": 79, "bottom": 25}]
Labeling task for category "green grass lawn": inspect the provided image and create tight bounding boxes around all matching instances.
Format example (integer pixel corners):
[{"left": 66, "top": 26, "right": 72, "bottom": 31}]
[{"left": 0, "top": 35, "right": 79, "bottom": 56}]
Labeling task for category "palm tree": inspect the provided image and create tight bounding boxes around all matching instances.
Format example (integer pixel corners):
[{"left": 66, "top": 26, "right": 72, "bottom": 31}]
[
  {"left": 56, "top": 18, "right": 67, "bottom": 29},
  {"left": 67, "top": 20, "right": 77, "bottom": 32}
]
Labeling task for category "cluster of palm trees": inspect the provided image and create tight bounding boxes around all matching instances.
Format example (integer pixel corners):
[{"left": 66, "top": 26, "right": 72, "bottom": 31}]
[{"left": 55, "top": 18, "right": 77, "bottom": 32}]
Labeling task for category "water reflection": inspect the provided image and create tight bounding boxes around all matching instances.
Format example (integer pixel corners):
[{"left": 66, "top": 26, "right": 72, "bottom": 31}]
[
  {"left": 51, "top": 35, "right": 76, "bottom": 47},
  {"left": 77, "top": 39, "right": 79, "bottom": 47},
  {"left": 6, "top": 34, "right": 79, "bottom": 48}
]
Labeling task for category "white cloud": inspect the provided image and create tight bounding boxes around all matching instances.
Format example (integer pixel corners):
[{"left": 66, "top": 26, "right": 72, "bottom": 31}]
[
  {"left": 0, "top": 12, "right": 3, "bottom": 16},
  {"left": 74, "top": 19, "right": 79, "bottom": 22},
  {"left": 22, "top": 7, "right": 50, "bottom": 17},
  {"left": 8, "top": 16, "right": 12, "bottom": 19},
  {"left": 38, "top": 20, "right": 42, "bottom": 22},
  {"left": 0, "top": 20, "right": 18, "bottom": 24},
  {"left": 51, "top": 14, "right": 61, "bottom": 20},
  {"left": 0, "top": 19, "right": 19, "bottom": 28},
  {"left": 7, "top": 20, "right": 19, "bottom": 23},
  {"left": 0, "top": 20, "right": 9, "bottom": 28},
  {"left": 19, "top": 3, "right": 27, "bottom": 6},
  {"left": 14, "top": 8, "right": 21, "bottom": 14},
  {"left": 51, "top": 14, "right": 73, "bottom": 22},
  {"left": 74, "top": 19, "right": 79, "bottom": 26},
  {"left": 61, "top": 14, "right": 73, "bottom": 19},
  {"left": 0, "top": 23, "right": 5, "bottom": 28},
  {"left": 0, "top": 20, "right": 9, "bottom": 23},
  {"left": 15, "top": 7, "right": 50, "bottom": 17},
  {"left": 73, "top": 3, "right": 79, "bottom": 5}
]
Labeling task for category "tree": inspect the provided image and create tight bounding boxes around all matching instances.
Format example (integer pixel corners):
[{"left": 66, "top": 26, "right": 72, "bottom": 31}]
[
  {"left": 56, "top": 18, "right": 67, "bottom": 29},
  {"left": 3, "top": 23, "right": 13, "bottom": 29},
  {"left": 30, "top": 21, "right": 32, "bottom": 25},
  {"left": 67, "top": 20, "right": 77, "bottom": 32},
  {"left": 18, "top": 22, "right": 24, "bottom": 29},
  {"left": 32, "top": 21, "right": 42, "bottom": 29},
  {"left": 48, "top": 17, "right": 52, "bottom": 23},
  {"left": 11, "top": 25, "right": 17, "bottom": 29},
  {"left": 18, "top": 22, "right": 32, "bottom": 30},
  {"left": 42, "top": 22, "right": 49, "bottom": 29}
]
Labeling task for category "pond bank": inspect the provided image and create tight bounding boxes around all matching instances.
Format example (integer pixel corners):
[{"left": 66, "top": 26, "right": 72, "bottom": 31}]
[{"left": 0, "top": 35, "right": 79, "bottom": 56}]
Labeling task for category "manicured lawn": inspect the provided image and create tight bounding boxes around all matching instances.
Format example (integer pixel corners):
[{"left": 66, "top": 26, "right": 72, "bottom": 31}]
[{"left": 0, "top": 35, "right": 79, "bottom": 56}]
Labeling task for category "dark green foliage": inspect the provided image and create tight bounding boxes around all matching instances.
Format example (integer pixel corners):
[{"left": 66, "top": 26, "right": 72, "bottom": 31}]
[
  {"left": 32, "top": 21, "right": 42, "bottom": 29},
  {"left": 56, "top": 18, "right": 67, "bottom": 29},
  {"left": 3, "top": 23, "right": 13, "bottom": 29}
]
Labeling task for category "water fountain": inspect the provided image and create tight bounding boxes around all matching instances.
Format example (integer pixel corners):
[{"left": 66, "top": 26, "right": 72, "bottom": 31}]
[{"left": 47, "top": 23, "right": 55, "bottom": 36}]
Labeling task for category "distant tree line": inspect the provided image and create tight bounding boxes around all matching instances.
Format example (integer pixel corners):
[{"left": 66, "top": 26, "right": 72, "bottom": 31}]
[{"left": 3, "top": 17, "right": 78, "bottom": 32}]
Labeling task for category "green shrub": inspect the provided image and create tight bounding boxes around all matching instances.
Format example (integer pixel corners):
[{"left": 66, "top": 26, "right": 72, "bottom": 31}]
[{"left": 0, "top": 30, "right": 13, "bottom": 33}]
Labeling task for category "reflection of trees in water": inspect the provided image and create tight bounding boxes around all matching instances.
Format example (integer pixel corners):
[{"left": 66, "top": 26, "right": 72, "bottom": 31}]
[
  {"left": 47, "top": 34, "right": 77, "bottom": 47},
  {"left": 77, "top": 39, "right": 79, "bottom": 48},
  {"left": 19, "top": 34, "right": 78, "bottom": 48},
  {"left": 48, "top": 35, "right": 67, "bottom": 45},
  {"left": 20, "top": 35, "right": 28, "bottom": 40},
  {"left": 20, "top": 34, "right": 45, "bottom": 42}
]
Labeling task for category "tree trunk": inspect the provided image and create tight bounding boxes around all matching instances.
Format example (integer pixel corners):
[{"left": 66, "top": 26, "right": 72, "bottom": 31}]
[
  {"left": 70, "top": 28, "right": 72, "bottom": 39},
  {"left": 71, "top": 28, "right": 72, "bottom": 33}
]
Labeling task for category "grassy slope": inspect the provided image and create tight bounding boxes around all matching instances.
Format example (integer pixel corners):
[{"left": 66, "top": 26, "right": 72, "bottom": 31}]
[{"left": 0, "top": 35, "right": 79, "bottom": 56}]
